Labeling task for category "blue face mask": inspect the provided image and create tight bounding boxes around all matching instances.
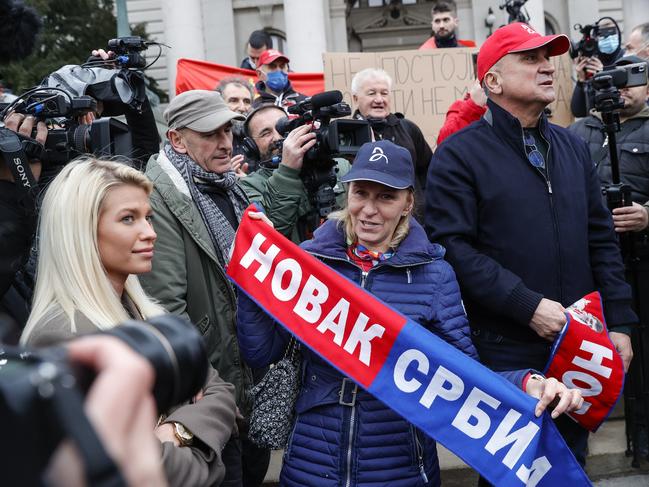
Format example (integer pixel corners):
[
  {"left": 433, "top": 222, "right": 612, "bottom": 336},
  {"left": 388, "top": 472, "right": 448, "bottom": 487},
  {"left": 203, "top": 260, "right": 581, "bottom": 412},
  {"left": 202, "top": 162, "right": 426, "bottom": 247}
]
[
  {"left": 598, "top": 35, "right": 619, "bottom": 55},
  {"left": 266, "top": 71, "right": 289, "bottom": 92}
]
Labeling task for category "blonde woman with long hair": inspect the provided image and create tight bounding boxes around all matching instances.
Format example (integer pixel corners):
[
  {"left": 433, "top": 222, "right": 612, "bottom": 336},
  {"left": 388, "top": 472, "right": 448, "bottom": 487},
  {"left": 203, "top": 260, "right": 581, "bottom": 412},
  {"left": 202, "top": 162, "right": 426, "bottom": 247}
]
[
  {"left": 21, "top": 158, "right": 237, "bottom": 487},
  {"left": 21, "top": 158, "right": 163, "bottom": 345}
]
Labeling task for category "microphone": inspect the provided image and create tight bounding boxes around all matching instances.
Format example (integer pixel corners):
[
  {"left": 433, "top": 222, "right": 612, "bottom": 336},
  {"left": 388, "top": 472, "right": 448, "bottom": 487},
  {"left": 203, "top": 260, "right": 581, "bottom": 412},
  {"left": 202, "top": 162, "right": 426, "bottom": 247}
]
[
  {"left": 310, "top": 90, "right": 343, "bottom": 110},
  {"left": 0, "top": 0, "right": 43, "bottom": 63},
  {"left": 289, "top": 90, "right": 343, "bottom": 114}
]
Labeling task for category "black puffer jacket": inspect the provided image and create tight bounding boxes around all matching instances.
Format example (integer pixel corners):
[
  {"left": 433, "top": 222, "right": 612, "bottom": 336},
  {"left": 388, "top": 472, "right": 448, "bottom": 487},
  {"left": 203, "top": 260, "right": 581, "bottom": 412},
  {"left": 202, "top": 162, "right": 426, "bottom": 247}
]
[{"left": 569, "top": 106, "right": 649, "bottom": 204}]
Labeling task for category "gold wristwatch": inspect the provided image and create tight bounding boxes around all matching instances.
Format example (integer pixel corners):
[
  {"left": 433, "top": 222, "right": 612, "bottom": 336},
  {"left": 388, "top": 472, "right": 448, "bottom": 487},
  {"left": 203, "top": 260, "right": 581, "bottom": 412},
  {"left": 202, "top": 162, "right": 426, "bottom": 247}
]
[{"left": 172, "top": 422, "right": 194, "bottom": 446}]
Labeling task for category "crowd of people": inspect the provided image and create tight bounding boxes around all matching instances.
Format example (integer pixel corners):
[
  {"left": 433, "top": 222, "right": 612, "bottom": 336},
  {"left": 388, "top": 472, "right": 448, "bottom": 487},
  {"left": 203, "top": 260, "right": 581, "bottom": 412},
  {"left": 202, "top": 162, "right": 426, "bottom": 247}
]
[{"left": 2, "top": 0, "right": 649, "bottom": 486}]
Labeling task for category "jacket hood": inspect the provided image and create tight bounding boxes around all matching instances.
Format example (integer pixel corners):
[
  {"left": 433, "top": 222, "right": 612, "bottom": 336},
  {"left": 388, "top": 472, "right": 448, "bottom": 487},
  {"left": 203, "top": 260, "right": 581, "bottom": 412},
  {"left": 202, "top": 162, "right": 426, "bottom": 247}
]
[{"left": 300, "top": 218, "right": 445, "bottom": 266}]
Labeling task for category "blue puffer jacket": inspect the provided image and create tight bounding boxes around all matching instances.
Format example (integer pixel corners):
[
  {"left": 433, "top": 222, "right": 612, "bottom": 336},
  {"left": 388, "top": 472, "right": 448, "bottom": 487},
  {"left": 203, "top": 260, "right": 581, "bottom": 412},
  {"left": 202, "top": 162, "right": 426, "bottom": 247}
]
[{"left": 237, "top": 219, "right": 523, "bottom": 487}]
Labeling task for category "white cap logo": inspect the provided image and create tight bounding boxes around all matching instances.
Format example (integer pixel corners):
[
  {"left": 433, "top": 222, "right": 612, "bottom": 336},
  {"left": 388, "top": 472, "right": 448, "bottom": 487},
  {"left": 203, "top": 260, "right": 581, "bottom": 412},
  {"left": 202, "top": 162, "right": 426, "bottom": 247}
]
[
  {"left": 521, "top": 24, "right": 538, "bottom": 36},
  {"left": 369, "top": 147, "right": 389, "bottom": 164}
]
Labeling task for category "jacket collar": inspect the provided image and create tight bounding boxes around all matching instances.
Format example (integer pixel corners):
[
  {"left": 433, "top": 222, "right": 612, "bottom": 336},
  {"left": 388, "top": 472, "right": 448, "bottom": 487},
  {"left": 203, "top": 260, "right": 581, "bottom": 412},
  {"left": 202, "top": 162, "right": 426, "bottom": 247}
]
[
  {"left": 146, "top": 153, "right": 220, "bottom": 264},
  {"left": 353, "top": 110, "right": 401, "bottom": 127},
  {"left": 483, "top": 99, "right": 550, "bottom": 146},
  {"left": 301, "top": 218, "right": 444, "bottom": 267}
]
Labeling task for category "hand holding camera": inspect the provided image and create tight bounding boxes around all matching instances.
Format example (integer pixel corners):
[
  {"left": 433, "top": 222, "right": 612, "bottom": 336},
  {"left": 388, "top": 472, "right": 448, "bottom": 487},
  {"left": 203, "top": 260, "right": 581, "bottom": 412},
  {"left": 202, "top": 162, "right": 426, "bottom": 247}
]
[
  {"left": 0, "top": 112, "right": 46, "bottom": 182},
  {"left": 574, "top": 55, "right": 604, "bottom": 82},
  {"left": 281, "top": 124, "right": 317, "bottom": 170}
]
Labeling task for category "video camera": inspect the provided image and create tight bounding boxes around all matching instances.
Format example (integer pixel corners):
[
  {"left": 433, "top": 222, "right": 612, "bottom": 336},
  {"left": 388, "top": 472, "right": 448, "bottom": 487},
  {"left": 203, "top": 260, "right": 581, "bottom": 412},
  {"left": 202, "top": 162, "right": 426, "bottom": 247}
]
[
  {"left": 592, "top": 60, "right": 648, "bottom": 213},
  {"left": 0, "top": 315, "right": 208, "bottom": 486},
  {"left": 570, "top": 17, "right": 621, "bottom": 61},
  {"left": 1, "top": 89, "right": 131, "bottom": 165},
  {"left": 275, "top": 90, "right": 371, "bottom": 170}
]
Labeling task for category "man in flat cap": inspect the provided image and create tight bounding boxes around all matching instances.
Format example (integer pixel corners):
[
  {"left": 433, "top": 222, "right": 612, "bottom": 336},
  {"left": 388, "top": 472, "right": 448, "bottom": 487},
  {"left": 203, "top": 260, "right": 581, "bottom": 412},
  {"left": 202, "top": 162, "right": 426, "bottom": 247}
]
[
  {"left": 140, "top": 90, "right": 269, "bottom": 486},
  {"left": 426, "top": 23, "right": 636, "bottom": 465}
]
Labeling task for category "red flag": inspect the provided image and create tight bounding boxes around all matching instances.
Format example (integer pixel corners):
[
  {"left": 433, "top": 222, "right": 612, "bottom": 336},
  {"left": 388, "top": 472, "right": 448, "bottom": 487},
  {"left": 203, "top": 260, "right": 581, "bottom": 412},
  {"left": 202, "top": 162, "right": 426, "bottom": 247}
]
[
  {"left": 544, "top": 292, "right": 625, "bottom": 432},
  {"left": 175, "top": 58, "right": 325, "bottom": 97}
]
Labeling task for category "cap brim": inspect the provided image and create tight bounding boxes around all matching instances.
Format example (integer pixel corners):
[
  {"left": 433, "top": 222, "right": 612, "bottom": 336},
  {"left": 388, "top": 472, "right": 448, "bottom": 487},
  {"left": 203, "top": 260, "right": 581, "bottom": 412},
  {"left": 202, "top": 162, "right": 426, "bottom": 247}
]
[
  {"left": 509, "top": 33, "right": 570, "bottom": 57},
  {"left": 263, "top": 55, "right": 289, "bottom": 65},
  {"left": 184, "top": 110, "right": 245, "bottom": 132},
  {"left": 340, "top": 169, "right": 412, "bottom": 190}
]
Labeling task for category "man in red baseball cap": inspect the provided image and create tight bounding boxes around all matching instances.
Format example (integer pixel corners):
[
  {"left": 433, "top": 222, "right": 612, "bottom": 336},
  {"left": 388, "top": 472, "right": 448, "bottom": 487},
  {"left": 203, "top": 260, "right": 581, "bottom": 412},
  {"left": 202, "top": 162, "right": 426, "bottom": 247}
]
[
  {"left": 254, "top": 48, "right": 306, "bottom": 109},
  {"left": 427, "top": 21, "right": 635, "bottom": 470}
]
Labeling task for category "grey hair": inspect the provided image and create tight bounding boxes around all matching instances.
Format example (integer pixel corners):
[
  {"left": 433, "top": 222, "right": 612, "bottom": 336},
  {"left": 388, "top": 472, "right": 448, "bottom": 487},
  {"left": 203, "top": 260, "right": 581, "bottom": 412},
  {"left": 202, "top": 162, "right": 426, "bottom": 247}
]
[
  {"left": 633, "top": 22, "right": 649, "bottom": 44},
  {"left": 351, "top": 68, "right": 393, "bottom": 95}
]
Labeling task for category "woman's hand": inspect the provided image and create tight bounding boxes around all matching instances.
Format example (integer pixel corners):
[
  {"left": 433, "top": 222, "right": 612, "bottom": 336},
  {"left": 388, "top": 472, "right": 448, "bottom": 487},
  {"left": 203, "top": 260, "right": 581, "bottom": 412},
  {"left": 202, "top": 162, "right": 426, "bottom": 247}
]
[
  {"left": 249, "top": 211, "right": 274, "bottom": 228},
  {"left": 525, "top": 375, "right": 584, "bottom": 418}
]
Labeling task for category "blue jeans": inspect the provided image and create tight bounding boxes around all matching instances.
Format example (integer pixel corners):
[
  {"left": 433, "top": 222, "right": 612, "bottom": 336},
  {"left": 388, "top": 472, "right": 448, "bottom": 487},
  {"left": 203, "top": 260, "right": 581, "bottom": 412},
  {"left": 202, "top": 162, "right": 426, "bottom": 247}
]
[{"left": 472, "top": 328, "right": 589, "bottom": 468}]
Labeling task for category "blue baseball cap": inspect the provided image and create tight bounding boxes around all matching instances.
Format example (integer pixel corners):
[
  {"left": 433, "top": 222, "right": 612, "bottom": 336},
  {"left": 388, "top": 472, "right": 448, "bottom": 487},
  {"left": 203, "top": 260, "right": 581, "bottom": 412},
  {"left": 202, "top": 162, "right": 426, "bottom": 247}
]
[{"left": 341, "top": 140, "right": 415, "bottom": 190}]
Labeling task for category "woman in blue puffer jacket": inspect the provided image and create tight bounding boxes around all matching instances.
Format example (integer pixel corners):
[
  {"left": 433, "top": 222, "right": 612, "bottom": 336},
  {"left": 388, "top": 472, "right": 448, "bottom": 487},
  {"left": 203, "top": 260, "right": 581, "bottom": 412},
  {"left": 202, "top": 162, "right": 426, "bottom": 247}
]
[{"left": 237, "top": 140, "right": 583, "bottom": 487}]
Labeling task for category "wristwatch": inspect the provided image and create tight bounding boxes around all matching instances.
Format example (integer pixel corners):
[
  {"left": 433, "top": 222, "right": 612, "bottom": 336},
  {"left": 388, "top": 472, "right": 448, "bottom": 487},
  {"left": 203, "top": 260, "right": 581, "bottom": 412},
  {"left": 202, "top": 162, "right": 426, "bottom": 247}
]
[{"left": 172, "top": 422, "right": 194, "bottom": 446}]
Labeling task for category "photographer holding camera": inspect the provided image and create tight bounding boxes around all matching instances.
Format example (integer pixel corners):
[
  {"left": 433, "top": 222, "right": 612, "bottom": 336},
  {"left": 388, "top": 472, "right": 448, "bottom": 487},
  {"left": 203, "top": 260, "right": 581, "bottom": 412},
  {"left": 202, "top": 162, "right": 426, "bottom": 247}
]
[
  {"left": 570, "top": 56, "right": 649, "bottom": 232},
  {"left": 240, "top": 103, "right": 350, "bottom": 243},
  {"left": 571, "top": 18, "right": 623, "bottom": 117}
]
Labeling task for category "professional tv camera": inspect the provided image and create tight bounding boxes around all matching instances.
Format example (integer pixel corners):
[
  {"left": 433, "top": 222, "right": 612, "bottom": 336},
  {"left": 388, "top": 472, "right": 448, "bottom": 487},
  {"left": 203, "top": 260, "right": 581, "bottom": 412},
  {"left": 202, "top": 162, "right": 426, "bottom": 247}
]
[
  {"left": 0, "top": 315, "right": 208, "bottom": 486},
  {"left": 570, "top": 17, "right": 622, "bottom": 62},
  {"left": 276, "top": 90, "right": 371, "bottom": 169},
  {"left": 592, "top": 61, "right": 648, "bottom": 213},
  {"left": 275, "top": 90, "right": 371, "bottom": 228},
  {"left": 1, "top": 89, "right": 131, "bottom": 166}
]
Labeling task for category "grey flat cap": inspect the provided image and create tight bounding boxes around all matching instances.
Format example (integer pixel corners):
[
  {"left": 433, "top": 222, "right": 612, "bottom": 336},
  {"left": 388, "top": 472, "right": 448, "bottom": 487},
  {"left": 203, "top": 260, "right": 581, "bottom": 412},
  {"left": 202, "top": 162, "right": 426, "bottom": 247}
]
[{"left": 164, "top": 90, "right": 245, "bottom": 131}]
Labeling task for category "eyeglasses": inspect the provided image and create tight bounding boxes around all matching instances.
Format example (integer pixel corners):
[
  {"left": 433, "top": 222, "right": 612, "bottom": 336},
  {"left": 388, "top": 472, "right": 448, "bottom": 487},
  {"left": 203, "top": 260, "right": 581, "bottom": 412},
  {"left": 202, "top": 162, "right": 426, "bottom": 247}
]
[{"left": 523, "top": 133, "right": 545, "bottom": 168}]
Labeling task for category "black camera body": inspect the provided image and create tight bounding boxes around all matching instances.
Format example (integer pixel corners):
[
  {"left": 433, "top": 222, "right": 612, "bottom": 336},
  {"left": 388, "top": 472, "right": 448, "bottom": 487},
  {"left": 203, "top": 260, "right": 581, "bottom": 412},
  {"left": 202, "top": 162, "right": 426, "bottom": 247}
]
[
  {"left": 570, "top": 17, "right": 620, "bottom": 61},
  {"left": 107, "top": 35, "right": 149, "bottom": 69},
  {"left": 275, "top": 90, "right": 371, "bottom": 170},
  {"left": 571, "top": 23, "right": 600, "bottom": 59},
  {"left": 5, "top": 90, "right": 132, "bottom": 165},
  {"left": 593, "top": 62, "right": 648, "bottom": 91},
  {"left": 0, "top": 315, "right": 208, "bottom": 486}
]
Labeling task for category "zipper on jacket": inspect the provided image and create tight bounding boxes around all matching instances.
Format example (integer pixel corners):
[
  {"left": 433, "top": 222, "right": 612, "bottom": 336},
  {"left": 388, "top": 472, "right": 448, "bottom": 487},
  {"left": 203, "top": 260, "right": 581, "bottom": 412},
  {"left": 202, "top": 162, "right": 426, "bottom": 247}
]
[
  {"left": 537, "top": 130, "right": 564, "bottom": 302},
  {"left": 345, "top": 405, "right": 357, "bottom": 487},
  {"left": 412, "top": 425, "right": 428, "bottom": 483},
  {"left": 360, "top": 271, "right": 368, "bottom": 288}
]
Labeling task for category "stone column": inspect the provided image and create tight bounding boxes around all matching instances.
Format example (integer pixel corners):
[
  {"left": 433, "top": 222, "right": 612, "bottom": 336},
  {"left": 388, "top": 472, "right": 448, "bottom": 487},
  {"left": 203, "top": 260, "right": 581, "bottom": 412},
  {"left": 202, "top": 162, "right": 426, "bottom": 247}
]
[
  {"left": 283, "top": 0, "right": 328, "bottom": 72},
  {"left": 203, "top": 0, "right": 237, "bottom": 67},
  {"left": 161, "top": 0, "right": 205, "bottom": 97},
  {"left": 623, "top": 0, "right": 649, "bottom": 37},
  {"left": 525, "top": 0, "right": 545, "bottom": 35}
]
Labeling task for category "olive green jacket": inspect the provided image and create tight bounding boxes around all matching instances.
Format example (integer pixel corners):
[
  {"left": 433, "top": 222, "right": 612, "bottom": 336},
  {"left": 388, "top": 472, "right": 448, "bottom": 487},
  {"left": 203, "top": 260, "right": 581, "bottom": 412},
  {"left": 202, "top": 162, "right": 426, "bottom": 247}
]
[
  {"left": 239, "top": 159, "right": 351, "bottom": 243},
  {"left": 141, "top": 151, "right": 253, "bottom": 412}
]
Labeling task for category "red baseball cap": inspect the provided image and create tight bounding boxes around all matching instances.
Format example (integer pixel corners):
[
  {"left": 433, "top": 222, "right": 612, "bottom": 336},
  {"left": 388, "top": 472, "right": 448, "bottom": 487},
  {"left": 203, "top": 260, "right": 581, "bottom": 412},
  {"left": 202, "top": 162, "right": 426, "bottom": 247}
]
[
  {"left": 477, "top": 22, "right": 570, "bottom": 82},
  {"left": 257, "top": 49, "right": 289, "bottom": 67}
]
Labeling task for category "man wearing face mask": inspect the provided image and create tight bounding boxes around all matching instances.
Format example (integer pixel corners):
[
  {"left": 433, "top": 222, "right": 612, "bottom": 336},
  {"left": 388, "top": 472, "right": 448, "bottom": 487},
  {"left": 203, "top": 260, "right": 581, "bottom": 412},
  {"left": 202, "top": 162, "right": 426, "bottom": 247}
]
[
  {"left": 254, "top": 49, "right": 306, "bottom": 109},
  {"left": 571, "top": 19, "right": 623, "bottom": 117}
]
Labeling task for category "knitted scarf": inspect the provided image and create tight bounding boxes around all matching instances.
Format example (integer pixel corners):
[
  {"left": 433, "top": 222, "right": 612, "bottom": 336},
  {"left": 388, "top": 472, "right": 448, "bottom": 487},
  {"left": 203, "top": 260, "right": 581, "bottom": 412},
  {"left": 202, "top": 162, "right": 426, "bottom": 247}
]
[{"left": 164, "top": 142, "right": 249, "bottom": 266}]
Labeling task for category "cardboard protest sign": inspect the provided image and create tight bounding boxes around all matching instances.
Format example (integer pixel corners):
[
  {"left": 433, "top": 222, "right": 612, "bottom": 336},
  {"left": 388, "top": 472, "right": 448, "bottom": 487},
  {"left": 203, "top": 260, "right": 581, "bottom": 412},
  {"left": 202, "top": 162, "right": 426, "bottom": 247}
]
[{"left": 324, "top": 49, "right": 574, "bottom": 148}]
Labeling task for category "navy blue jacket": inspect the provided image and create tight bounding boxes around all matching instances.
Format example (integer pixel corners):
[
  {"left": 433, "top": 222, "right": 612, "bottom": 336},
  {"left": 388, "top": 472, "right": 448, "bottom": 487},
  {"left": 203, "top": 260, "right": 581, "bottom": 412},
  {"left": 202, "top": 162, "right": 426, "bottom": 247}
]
[
  {"left": 426, "top": 99, "right": 636, "bottom": 344},
  {"left": 237, "top": 218, "right": 528, "bottom": 487}
]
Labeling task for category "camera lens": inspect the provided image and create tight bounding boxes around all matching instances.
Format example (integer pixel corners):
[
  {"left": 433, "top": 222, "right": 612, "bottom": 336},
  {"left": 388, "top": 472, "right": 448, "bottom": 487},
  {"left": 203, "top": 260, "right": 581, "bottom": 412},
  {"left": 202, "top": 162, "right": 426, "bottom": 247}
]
[{"left": 104, "top": 315, "right": 208, "bottom": 412}]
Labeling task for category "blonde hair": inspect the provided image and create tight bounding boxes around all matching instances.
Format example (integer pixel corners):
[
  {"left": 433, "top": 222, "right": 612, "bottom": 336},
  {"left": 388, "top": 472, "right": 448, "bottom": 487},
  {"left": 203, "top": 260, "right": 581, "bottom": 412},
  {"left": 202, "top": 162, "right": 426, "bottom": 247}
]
[
  {"left": 329, "top": 187, "right": 414, "bottom": 249},
  {"left": 21, "top": 158, "right": 165, "bottom": 344}
]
